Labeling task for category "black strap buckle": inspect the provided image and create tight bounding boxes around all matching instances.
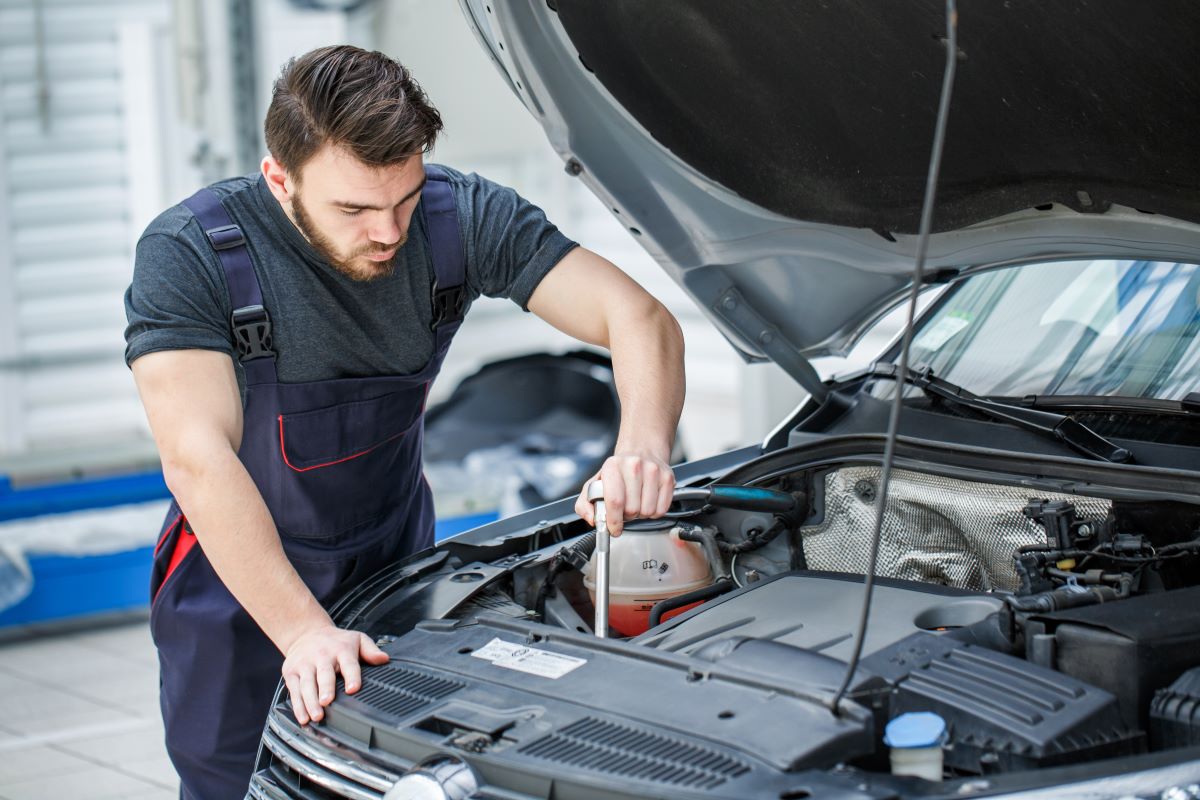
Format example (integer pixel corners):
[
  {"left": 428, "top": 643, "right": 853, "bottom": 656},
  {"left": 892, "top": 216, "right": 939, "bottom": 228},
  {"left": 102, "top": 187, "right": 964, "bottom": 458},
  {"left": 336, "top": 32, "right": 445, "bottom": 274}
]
[
  {"left": 430, "top": 284, "right": 467, "bottom": 331},
  {"left": 206, "top": 224, "right": 246, "bottom": 251},
  {"left": 230, "top": 305, "right": 274, "bottom": 361}
]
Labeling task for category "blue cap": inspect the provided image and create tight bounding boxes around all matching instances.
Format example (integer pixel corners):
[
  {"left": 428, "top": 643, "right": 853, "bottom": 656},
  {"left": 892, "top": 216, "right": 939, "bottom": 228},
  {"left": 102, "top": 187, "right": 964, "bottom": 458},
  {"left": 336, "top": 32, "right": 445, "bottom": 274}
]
[{"left": 884, "top": 712, "right": 947, "bottom": 749}]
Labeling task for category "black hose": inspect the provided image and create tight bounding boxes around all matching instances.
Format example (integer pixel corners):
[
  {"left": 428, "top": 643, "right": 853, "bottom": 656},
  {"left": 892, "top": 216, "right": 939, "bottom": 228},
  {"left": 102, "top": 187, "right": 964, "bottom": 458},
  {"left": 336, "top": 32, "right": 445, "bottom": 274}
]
[
  {"left": 720, "top": 521, "right": 787, "bottom": 554},
  {"left": 945, "top": 611, "right": 1020, "bottom": 655},
  {"left": 648, "top": 579, "right": 734, "bottom": 629},
  {"left": 677, "top": 526, "right": 731, "bottom": 582},
  {"left": 535, "top": 533, "right": 597, "bottom": 619},
  {"left": 1005, "top": 584, "right": 1123, "bottom": 614}
]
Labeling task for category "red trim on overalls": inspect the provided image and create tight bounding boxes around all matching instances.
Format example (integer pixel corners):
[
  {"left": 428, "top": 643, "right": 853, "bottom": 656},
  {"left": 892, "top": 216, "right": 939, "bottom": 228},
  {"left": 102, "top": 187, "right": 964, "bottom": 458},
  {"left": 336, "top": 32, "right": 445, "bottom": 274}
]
[
  {"left": 154, "top": 513, "right": 183, "bottom": 557},
  {"left": 277, "top": 414, "right": 408, "bottom": 472},
  {"left": 155, "top": 518, "right": 197, "bottom": 601}
]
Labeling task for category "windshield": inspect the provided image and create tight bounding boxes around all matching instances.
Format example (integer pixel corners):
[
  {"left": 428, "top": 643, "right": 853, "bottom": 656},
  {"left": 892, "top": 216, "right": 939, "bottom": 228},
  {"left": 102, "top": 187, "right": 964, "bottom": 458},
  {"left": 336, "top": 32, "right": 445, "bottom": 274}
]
[{"left": 905, "top": 259, "right": 1200, "bottom": 401}]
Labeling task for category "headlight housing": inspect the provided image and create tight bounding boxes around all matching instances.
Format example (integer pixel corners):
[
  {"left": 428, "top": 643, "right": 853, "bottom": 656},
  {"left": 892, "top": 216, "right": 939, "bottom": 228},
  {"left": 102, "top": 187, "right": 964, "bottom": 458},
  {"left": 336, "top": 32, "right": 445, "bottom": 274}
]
[
  {"left": 383, "top": 757, "right": 478, "bottom": 800},
  {"left": 980, "top": 772, "right": 1200, "bottom": 800}
]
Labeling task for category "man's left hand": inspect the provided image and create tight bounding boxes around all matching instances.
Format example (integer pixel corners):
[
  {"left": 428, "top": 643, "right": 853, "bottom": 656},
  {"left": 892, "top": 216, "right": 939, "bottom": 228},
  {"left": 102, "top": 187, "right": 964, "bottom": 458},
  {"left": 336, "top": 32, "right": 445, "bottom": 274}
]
[{"left": 575, "top": 452, "right": 675, "bottom": 537}]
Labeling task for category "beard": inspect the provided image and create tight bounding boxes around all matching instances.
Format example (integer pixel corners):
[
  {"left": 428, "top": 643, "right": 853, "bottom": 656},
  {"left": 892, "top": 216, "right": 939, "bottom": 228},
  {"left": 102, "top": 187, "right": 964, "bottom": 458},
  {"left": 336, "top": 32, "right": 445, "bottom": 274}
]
[{"left": 290, "top": 193, "right": 406, "bottom": 282}]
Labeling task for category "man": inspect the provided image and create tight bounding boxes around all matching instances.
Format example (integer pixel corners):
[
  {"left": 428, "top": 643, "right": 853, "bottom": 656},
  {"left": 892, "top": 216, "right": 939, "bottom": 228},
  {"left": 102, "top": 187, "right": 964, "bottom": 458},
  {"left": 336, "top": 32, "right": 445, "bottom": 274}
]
[{"left": 124, "top": 45, "right": 684, "bottom": 799}]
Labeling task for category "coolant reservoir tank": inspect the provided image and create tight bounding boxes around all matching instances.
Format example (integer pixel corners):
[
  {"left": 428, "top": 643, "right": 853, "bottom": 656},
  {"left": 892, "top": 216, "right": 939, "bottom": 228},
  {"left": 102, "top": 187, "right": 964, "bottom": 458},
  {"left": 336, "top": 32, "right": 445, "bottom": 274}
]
[{"left": 583, "top": 520, "right": 713, "bottom": 636}]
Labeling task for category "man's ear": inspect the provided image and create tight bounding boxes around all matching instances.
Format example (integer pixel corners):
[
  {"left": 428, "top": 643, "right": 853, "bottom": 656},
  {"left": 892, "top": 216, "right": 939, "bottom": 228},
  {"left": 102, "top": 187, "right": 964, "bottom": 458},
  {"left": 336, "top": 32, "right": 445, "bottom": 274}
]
[{"left": 261, "top": 156, "right": 295, "bottom": 203}]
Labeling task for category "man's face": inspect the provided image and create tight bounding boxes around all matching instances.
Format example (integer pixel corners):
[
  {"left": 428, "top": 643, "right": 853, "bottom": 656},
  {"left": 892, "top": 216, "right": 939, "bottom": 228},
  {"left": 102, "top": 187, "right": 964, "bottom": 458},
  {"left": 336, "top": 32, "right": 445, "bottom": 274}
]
[{"left": 268, "top": 146, "right": 427, "bottom": 281}]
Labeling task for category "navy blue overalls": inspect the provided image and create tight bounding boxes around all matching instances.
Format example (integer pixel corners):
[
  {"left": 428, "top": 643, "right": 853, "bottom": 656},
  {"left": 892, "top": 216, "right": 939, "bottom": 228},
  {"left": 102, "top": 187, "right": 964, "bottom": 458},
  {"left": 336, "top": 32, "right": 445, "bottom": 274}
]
[{"left": 148, "top": 166, "right": 467, "bottom": 800}]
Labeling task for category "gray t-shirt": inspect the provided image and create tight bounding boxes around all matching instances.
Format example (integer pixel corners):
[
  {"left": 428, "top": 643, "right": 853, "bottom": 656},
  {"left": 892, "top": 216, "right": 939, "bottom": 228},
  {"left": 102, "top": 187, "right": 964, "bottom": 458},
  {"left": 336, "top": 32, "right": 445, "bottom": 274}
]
[{"left": 124, "top": 165, "right": 577, "bottom": 388}]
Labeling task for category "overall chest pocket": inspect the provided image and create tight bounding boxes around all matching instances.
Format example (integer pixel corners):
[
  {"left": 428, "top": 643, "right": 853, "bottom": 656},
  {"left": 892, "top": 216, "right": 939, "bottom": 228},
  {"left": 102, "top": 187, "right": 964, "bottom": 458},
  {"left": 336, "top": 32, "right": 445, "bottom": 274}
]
[{"left": 274, "top": 386, "right": 427, "bottom": 538}]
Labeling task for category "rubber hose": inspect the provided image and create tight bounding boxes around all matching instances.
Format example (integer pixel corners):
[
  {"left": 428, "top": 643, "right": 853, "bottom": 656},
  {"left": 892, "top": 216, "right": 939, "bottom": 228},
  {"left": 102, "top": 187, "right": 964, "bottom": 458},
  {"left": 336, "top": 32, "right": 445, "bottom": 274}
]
[
  {"left": 536, "top": 532, "right": 598, "bottom": 618},
  {"left": 647, "top": 579, "right": 734, "bottom": 629},
  {"left": 945, "top": 612, "right": 1020, "bottom": 654}
]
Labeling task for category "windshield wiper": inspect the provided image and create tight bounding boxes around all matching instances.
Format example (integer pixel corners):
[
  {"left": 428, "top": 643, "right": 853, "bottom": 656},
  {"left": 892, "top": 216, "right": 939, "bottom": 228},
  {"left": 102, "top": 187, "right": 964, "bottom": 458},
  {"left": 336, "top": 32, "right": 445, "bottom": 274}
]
[{"left": 863, "top": 363, "right": 1134, "bottom": 463}]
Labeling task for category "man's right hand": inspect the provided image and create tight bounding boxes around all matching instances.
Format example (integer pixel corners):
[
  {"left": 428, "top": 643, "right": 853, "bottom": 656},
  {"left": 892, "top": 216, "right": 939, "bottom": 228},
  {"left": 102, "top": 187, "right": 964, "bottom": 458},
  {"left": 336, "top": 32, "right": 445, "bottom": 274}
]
[{"left": 282, "top": 624, "right": 390, "bottom": 725}]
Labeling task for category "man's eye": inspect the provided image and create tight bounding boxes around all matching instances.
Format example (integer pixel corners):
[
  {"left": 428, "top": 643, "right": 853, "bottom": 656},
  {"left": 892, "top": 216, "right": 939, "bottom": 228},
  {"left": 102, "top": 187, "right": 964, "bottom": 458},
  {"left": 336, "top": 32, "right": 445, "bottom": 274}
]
[{"left": 340, "top": 208, "right": 363, "bottom": 217}]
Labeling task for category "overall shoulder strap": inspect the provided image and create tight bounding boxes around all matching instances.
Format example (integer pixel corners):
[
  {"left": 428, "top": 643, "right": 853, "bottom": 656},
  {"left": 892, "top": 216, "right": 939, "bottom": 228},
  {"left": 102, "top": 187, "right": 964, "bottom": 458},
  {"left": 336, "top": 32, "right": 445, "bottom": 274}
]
[
  {"left": 419, "top": 165, "right": 467, "bottom": 334},
  {"left": 181, "top": 188, "right": 278, "bottom": 384}
]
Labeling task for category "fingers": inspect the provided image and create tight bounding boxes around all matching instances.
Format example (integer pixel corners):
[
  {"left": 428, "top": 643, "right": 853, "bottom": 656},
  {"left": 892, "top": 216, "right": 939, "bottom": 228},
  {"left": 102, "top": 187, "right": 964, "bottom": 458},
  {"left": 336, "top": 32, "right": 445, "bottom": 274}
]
[
  {"left": 282, "top": 626, "right": 388, "bottom": 725},
  {"left": 316, "top": 661, "right": 337, "bottom": 709},
  {"left": 299, "top": 669, "right": 323, "bottom": 723},
  {"left": 599, "top": 461, "right": 627, "bottom": 537},
  {"left": 578, "top": 458, "right": 677, "bottom": 536},
  {"left": 338, "top": 649, "right": 363, "bottom": 695},
  {"left": 359, "top": 633, "right": 390, "bottom": 665},
  {"left": 575, "top": 484, "right": 594, "bottom": 525},
  {"left": 638, "top": 460, "right": 661, "bottom": 518},
  {"left": 621, "top": 462, "right": 644, "bottom": 524},
  {"left": 284, "top": 672, "right": 308, "bottom": 725},
  {"left": 656, "top": 468, "right": 676, "bottom": 517}
]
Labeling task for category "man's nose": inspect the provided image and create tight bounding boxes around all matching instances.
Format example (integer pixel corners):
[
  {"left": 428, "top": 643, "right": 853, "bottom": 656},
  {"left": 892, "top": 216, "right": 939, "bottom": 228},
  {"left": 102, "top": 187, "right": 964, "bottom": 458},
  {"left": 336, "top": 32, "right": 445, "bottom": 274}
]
[{"left": 367, "top": 212, "right": 402, "bottom": 245}]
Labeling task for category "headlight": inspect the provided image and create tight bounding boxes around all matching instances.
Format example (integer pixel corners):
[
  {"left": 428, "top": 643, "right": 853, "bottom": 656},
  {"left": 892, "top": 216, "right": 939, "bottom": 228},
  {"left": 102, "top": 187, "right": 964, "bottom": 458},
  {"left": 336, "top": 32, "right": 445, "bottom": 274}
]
[
  {"left": 383, "top": 757, "right": 478, "bottom": 800},
  {"left": 982, "top": 773, "right": 1200, "bottom": 800},
  {"left": 1128, "top": 786, "right": 1195, "bottom": 800}
]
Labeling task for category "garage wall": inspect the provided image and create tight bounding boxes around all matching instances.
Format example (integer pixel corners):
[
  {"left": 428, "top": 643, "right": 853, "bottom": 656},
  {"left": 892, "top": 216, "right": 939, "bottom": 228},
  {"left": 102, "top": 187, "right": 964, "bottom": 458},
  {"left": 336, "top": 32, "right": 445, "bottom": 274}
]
[
  {"left": 0, "top": 0, "right": 813, "bottom": 487},
  {"left": 0, "top": 0, "right": 186, "bottom": 478}
]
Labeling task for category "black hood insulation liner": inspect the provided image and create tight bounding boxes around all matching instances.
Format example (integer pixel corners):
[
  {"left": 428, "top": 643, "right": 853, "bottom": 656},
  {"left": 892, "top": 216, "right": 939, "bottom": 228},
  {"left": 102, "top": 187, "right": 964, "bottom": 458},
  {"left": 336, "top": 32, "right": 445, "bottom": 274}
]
[{"left": 554, "top": 0, "right": 1200, "bottom": 233}]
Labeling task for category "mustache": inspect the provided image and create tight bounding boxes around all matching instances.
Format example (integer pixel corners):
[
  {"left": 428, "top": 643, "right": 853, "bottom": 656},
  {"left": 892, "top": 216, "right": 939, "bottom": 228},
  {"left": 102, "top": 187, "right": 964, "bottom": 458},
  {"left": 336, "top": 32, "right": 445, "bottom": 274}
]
[{"left": 358, "top": 231, "right": 407, "bottom": 257}]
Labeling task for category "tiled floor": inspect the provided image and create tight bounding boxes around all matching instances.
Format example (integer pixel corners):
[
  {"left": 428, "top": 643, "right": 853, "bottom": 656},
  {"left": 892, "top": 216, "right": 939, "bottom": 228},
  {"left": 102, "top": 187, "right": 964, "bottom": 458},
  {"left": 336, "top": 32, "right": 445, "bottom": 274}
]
[{"left": 0, "top": 614, "right": 177, "bottom": 800}]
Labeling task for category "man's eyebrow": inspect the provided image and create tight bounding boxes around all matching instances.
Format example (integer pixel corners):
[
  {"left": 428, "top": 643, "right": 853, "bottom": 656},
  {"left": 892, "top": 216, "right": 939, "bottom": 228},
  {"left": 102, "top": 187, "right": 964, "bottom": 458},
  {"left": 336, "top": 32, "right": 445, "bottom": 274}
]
[{"left": 332, "top": 176, "right": 427, "bottom": 210}]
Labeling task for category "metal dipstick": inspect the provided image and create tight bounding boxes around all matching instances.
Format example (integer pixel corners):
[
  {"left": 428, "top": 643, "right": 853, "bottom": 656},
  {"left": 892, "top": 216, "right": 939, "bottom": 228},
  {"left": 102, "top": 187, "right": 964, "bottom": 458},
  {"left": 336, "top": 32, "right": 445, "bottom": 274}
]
[{"left": 587, "top": 480, "right": 609, "bottom": 638}]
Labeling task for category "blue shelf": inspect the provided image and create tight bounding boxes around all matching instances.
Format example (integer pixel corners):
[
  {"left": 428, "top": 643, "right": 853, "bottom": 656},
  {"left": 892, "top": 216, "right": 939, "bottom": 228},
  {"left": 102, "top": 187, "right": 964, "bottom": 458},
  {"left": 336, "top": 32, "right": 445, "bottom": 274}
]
[
  {"left": 0, "top": 547, "right": 155, "bottom": 628},
  {"left": 0, "top": 471, "right": 171, "bottom": 523},
  {"left": 0, "top": 501, "right": 500, "bottom": 628}
]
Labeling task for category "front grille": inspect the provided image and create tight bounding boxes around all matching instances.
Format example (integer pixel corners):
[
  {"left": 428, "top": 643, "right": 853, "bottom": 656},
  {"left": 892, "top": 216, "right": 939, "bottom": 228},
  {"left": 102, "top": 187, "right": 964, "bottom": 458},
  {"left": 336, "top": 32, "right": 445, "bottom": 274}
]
[
  {"left": 518, "top": 717, "right": 750, "bottom": 790},
  {"left": 251, "top": 714, "right": 399, "bottom": 800},
  {"left": 251, "top": 665, "right": 465, "bottom": 798}
]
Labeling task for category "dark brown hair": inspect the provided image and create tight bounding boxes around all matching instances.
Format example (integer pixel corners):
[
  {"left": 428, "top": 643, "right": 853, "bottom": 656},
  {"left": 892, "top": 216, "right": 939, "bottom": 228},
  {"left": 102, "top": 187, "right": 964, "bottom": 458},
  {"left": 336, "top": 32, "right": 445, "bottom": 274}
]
[{"left": 264, "top": 45, "right": 444, "bottom": 173}]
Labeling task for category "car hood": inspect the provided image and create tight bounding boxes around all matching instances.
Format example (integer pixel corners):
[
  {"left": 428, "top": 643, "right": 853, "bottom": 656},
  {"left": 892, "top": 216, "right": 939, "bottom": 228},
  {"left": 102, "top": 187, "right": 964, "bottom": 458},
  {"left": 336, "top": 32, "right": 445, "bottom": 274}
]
[{"left": 458, "top": 0, "right": 1200, "bottom": 394}]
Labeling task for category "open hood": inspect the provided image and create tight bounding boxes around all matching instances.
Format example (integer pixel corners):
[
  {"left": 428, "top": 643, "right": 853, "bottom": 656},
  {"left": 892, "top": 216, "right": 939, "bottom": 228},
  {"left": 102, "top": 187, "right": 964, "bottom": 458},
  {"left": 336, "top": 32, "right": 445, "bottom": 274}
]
[{"left": 458, "top": 0, "right": 1200, "bottom": 394}]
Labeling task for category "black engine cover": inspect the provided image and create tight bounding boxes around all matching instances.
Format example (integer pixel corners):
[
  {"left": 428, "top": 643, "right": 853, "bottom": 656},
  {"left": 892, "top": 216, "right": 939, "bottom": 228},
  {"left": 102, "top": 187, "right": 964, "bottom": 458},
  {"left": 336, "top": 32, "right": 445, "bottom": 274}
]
[
  {"left": 323, "top": 617, "right": 876, "bottom": 798},
  {"left": 864, "top": 633, "right": 1143, "bottom": 772}
]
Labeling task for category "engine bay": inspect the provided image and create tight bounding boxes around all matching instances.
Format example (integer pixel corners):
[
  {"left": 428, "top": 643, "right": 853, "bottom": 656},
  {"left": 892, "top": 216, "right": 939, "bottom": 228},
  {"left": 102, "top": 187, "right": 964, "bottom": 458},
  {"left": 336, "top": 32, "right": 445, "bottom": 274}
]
[{"left": 324, "top": 453, "right": 1200, "bottom": 793}]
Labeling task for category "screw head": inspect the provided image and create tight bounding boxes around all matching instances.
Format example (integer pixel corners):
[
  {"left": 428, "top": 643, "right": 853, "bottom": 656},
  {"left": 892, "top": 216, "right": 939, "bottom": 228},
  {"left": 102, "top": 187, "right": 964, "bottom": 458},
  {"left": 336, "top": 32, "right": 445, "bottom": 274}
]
[{"left": 853, "top": 479, "right": 877, "bottom": 503}]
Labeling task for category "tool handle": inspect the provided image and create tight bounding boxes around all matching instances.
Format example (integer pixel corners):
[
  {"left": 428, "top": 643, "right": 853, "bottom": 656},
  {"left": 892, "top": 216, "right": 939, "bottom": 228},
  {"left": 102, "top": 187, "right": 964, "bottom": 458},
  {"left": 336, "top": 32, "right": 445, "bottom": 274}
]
[
  {"left": 707, "top": 485, "right": 796, "bottom": 513},
  {"left": 588, "top": 480, "right": 609, "bottom": 638}
]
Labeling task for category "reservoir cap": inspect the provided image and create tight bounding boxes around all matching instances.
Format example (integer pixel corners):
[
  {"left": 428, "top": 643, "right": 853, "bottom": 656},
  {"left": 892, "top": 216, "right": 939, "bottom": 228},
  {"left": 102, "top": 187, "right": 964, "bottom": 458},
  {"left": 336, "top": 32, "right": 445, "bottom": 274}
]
[{"left": 885, "top": 712, "right": 947, "bottom": 749}]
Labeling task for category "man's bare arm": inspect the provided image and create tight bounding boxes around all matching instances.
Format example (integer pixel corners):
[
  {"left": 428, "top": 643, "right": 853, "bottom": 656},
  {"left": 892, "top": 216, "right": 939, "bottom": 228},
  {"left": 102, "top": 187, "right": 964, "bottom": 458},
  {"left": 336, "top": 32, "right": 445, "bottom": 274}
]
[
  {"left": 527, "top": 246, "right": 685, "bottom": 534},
  {"left": 131, "top": 349, "right": 387, "bottom": 723}
]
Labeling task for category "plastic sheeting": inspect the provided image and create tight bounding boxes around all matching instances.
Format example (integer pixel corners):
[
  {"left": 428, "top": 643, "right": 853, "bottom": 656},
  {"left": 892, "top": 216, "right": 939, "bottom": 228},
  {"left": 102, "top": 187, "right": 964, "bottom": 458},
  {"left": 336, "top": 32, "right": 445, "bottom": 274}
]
[
  {"left": 426, "top": 433, "right": 607, "bottom": 520},
  {"left": 0, "top": 500, "right": 169, "bottom": 613}
]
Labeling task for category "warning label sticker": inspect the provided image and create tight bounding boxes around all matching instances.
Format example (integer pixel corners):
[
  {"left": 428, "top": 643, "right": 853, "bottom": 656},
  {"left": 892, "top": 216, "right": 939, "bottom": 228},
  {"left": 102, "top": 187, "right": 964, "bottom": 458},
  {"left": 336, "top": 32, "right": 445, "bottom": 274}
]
[{"left": 470, "top": 637, "right": 587, "bottom": 679}]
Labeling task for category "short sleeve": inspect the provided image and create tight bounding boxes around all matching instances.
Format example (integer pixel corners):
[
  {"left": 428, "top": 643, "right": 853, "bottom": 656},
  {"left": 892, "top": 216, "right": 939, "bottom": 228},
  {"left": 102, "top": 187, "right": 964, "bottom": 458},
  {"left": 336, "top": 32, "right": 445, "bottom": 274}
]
[
  {"left": 124, "top": 226, "right": 234, "bottom": 366},
  {"left": 458, "top": 173, "right": 578, "bottom": 310}
]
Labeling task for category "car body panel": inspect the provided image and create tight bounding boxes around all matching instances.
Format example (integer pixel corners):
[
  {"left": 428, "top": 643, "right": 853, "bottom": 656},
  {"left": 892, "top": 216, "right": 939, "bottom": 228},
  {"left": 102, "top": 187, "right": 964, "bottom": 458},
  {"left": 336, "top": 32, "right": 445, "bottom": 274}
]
[{"left": 457, "top": 0, "right": 1200, "bottom": 394}]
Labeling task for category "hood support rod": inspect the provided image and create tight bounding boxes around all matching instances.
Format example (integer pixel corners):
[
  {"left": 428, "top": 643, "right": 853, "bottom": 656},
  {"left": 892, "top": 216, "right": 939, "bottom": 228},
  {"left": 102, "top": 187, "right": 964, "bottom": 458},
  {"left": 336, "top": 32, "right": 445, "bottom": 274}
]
[{"left": 713, "top": 286, "right": 830, "bottom": 404}]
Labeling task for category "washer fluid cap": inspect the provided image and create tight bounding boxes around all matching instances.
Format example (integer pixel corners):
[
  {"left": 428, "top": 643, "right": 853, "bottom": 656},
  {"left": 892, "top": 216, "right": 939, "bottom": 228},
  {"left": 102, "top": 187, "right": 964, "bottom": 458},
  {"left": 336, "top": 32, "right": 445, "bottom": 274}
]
[{"left": 885, "top": 712, "right": 947, "bottom": 749}]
